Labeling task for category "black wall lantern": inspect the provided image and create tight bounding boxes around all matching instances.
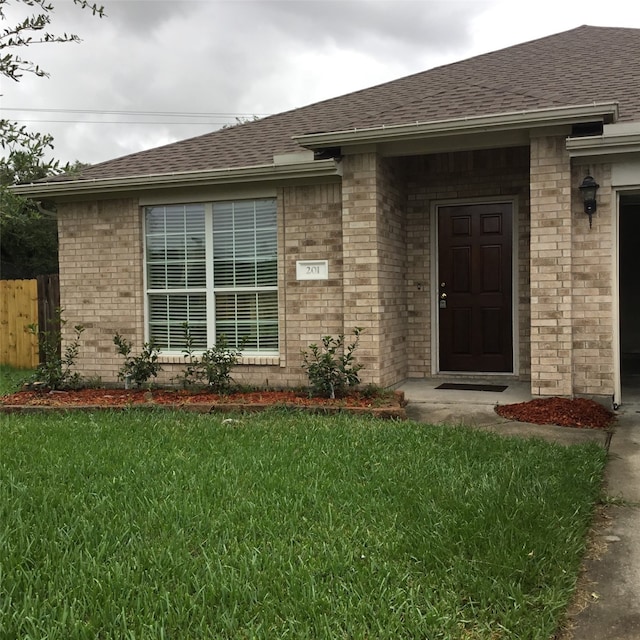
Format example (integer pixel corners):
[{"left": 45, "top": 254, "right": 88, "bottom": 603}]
[{"left": 579, "top": 175, "right": 599, "bottom": 228}]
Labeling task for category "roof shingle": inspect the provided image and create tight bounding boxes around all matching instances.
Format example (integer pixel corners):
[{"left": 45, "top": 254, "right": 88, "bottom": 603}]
[{"left": 61, "top": 25, "right": 640, "bottom": 182}]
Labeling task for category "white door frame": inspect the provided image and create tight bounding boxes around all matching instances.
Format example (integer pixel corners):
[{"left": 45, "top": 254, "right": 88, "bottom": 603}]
[
  {"left": 613, "top": 185, "right": 640, "bottom": 408},
  {"left": 613, "top": 188, "right": 622, "bottom": 409}
]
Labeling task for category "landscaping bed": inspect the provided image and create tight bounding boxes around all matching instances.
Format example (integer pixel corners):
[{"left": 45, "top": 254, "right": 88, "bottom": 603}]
[
  {"left": 0, "top": 387, "right": 407, "bottom": 419},
  {"left": 495, "top": 397, "right": 615, "bottom": 430}
]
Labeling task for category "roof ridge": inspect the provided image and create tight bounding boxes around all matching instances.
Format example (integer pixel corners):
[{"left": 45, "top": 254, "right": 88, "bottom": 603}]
[{"left": 47, "top": 24, "right": 640, "bottom": 183}]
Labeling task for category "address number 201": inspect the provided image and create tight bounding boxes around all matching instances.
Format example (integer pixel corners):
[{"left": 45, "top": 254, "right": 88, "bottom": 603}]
[{"left": 296, "top": 260, "right": 328, "bottom": 280}]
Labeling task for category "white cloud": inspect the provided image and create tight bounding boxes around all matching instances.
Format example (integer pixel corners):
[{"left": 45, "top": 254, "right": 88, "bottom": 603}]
[{"left": 3, "top": 0, "right": 640, "bottom": 165}]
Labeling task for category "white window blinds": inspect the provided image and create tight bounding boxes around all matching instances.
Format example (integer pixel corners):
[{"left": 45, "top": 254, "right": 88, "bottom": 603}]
[{"left": 145, "top": 199, "right": 278, "bottom": 354}]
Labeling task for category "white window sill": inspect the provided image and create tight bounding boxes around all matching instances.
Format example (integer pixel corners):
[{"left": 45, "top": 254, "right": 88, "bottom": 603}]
[{"left": 157, "top": 354, "right": 280, "bottom": 366}]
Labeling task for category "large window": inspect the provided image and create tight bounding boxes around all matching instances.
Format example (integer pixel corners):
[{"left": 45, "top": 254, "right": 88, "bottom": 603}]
[{"left": 145, "top": 199, "right": 278, "bottom": 354}]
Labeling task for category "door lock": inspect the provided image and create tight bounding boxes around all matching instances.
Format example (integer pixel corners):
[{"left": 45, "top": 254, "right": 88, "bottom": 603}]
[{"left": 439, "top": 282, "right": 447, "bottom": 308}]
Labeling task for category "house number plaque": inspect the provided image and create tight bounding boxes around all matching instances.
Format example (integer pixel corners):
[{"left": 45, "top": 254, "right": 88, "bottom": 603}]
[{"left": 296, "top": 260, "right": 329, "bottom": 280}]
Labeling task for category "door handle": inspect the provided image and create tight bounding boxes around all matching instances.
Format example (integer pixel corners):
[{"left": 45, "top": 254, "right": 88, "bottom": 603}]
[{"left": 440, "top": 292, "right": 447, "bottom": 299}]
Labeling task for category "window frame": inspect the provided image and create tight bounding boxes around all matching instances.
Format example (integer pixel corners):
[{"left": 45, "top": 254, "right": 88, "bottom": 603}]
[{"left": 143, "top": 199, "right": 279, "bottom": 356}]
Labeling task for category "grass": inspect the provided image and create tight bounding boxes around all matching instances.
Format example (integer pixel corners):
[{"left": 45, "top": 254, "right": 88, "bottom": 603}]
[
  {"left": 0, "top": 409, "right": 606, "bottom": 639},
  {"left": 0, "top": 364, "right": 32, "bottom": 395}
]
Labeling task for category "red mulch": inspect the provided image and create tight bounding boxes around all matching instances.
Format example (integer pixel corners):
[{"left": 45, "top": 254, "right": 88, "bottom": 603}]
[
  {"left": 0, "top": 388, "right": 402, "bottom": 409},
  {"left": 495, "top": 397, "right": 615, "bottom": 430}
]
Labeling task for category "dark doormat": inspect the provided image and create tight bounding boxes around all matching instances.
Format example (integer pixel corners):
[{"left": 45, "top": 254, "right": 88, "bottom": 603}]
[{"left": 435, "top": 383, "right": 508, "bottom": 392}]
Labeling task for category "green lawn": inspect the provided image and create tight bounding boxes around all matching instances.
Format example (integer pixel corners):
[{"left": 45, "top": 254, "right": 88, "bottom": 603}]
[
  {"left": 0, "top": 364, "right": 32, "bottom": 395},
  {"left": 0, "top": 410, "right": 606, "bottom": 639}
]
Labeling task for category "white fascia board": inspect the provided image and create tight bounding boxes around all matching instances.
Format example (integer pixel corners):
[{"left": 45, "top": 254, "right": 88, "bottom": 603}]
[
  {"left": 293, "top": 103, "right": 619, "bottom": 149},
  {"left": 10, "top": 159, "right": 342, "bottom": 199},
  {"left": 567, "top": 122, "right": 640, "bottom": 157}
]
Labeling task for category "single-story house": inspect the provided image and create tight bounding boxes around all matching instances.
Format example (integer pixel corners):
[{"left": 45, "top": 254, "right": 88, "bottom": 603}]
[{"left": 14, "top": 25, "right": 640, "bottom": 405}]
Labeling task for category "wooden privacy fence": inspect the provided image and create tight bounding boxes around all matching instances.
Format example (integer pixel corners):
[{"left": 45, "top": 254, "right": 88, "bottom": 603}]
[
  {"left": 0, "top": 279, "right": 38, "bottom": 368},
  {"left": 0, "top": 275, "right": 60, "bottom": 369},
  {"left": 37, "top": 274, "right": 61, "bottom": 344}
]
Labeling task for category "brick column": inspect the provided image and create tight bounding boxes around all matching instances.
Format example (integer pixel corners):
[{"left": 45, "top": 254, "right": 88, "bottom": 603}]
[
  {"left": 341, "top": 152, "right": 384, "bottom": 384},
  {"left": 341, "top": 152, "right": 408, "bottom": 387},
  {"left": 529, "top": 134, "right": 573, "bottom": 396},
  {"left": 571, "top": 162, "right": 614, "bottom": 397}
]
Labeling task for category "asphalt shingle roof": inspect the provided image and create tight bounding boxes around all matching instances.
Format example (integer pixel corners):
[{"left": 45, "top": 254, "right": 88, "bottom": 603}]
[{"left": 64, "top": 25, "right": 640, "bottom": 182}]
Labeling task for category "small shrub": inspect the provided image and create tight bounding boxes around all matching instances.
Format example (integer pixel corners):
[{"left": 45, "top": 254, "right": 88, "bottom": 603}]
[
  {"left": 26, "top": 309, "right": 84, "bottom": 390},
  {"left": 200, "top": 335, "right": 243, "bottom": 394},
  {"left": 175, "top": 323, "right": 204, "bottom": 389},
  {"left": 175, "top": 322, "right": 205, "bottom": 389},
  {"left": 113, "top": 333, "right": 162, "bottom": 388},
  {"left": 177, "top": 324, "right": 243, "bottom": 394},
  {"left": 301, "top": 328, "right": 364, "bottom": 399}
]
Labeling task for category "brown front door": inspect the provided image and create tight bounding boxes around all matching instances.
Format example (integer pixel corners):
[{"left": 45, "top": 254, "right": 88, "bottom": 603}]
[{"left": 438, "top": 203, "right": 513, "bottom": 372}]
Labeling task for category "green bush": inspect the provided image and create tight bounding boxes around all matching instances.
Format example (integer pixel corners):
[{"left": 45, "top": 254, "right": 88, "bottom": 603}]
[
  {"left": 301, "top": 328, "right": 364, "bottom": 398},
  {"left": 26, "top": 309, "right": 84, "bottom": 390},
  {"left": 177, "top": 324, "right": 242, "bottom": 394},
  {"left": 113, "top": 333, "right": 162, "bottom": 388},
  {"left": 200, "top": 335, "right": 243, "bottom": 394}
]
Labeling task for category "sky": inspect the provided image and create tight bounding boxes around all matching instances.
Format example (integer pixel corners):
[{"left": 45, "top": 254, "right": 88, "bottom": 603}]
[{"left": 3, "top": 0, "right": 640, "bottom": 167}]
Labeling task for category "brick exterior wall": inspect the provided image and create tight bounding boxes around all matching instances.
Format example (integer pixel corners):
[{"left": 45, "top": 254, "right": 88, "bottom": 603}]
[
  {"left": 376, "top": 157, "right": 409, "bottom": 385},
  {"left": 341, "top": 152, "right": 383, "bottom": 384},
  {"left": 571, "top": 161, "right": 614, "bottom": 396},
  {"left": 529, "top": 135, "right": 615, "bottom": 398},
  {"left": 57, "top": 185, "right": 345, "bottom": 389},
  {"left": 56, "top": 143, "right": 616, "bottom": 397},
  {"left": 341, "top": 153, "right": 409, "bottom": 387},
  {"left": 529, "top": 134, "right": 574, "bottom": 396},
  {"left": 279, "top": 181, "right": 344, "bottom": 388},
  {"left": 57, "top": 199, "right": 144, "bottom": 382}
]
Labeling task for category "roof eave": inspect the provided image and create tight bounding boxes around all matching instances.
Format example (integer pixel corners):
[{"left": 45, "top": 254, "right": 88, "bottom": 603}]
[
  {"left": 10, "top": 158, "right": 342, "bottom": 199},
  {"left": 293, "top": 103, "right": 620, "bottom": 149},
  {"left": 567, "top": 123, "right": 640, "bottom": 157}
]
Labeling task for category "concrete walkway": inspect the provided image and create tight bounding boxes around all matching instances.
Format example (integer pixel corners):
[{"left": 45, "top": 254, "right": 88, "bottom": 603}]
[
  {"left": 567, "top": 399, "right": 640, "bottom": 640},
  {"left": 399, "top": 379, "right": 640, "bottom": 639}
]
